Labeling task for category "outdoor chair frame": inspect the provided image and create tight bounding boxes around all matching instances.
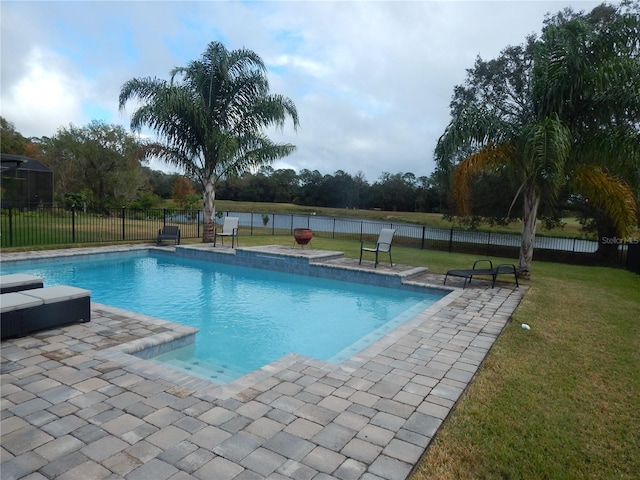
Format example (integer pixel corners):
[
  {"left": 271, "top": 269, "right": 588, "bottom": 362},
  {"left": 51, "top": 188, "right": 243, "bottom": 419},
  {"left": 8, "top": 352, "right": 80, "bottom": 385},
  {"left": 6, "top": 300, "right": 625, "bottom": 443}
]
[
  {"left": 214, "top": 216, "right": 239, "bottom": 248},
  {"left": 359, "top": 228, "right": 395, "bottom": 268},
  {"left": 157, "top": 225, "right": 181, "bottom": 245},
  {"left": 444, "top": 259, "right": 519, "bottom": 288}
]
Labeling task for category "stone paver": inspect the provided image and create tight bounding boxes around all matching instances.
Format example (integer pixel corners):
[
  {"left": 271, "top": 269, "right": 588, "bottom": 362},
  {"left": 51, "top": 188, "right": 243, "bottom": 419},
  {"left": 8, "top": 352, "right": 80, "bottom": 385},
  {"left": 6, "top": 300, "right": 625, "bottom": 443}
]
[{"left": 1, "top": 245, "right": 525, "bottom": 479}]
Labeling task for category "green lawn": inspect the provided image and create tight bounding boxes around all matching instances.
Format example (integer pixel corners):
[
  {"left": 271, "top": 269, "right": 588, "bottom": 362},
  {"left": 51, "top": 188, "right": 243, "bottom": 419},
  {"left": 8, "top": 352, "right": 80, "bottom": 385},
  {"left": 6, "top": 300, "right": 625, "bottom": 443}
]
[{"left": 236, "top": 235, "right": 640, "bottom": 479}]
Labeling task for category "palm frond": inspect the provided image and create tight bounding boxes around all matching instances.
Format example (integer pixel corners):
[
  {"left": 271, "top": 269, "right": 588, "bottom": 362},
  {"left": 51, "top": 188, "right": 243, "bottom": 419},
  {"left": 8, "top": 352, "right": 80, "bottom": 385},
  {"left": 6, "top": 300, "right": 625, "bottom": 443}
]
[
  {"left": 141, "top": 143, "right": 205, "bottom": 184},
  {"left": 520, "top": 113, "right": 571, "bottom": 200},
  {"left": 452, "top": 143, "right": 514, "bottom": 215},
  {"left": 118, "top": 77, "right": 168, "bottom": 113},
  {"left": 571, "top": 166, "right": 638, "bottom": 237},
  {"left": 435, "top": 106, "right": 510, "bottom": 165}
]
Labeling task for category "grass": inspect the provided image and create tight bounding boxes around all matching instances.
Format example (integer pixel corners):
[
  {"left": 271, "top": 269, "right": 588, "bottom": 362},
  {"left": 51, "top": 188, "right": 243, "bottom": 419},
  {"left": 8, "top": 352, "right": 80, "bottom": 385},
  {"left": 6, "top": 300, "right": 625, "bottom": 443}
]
[
  {"left": 232, "top": 234, "right": 640, "bottom": 479},
  {"left": 413, "top": 260, "right": 639, "bottom": 479}
]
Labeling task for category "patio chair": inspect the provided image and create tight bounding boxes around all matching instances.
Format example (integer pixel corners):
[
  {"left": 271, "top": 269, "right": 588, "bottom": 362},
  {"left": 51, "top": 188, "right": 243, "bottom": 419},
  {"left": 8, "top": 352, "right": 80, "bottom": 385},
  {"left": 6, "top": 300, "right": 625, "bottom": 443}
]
[
  {"left": 157, "top": 225, "right": 180, "bottom": 245},
  {"left": 359, "top": 228, "right": 395, "bottom": 268},
  {"left": 214, "top": 216, "right": 239, "bottom": 248},
  {"left": 444, "top": 259, "right": 519, "bottom": 288}
]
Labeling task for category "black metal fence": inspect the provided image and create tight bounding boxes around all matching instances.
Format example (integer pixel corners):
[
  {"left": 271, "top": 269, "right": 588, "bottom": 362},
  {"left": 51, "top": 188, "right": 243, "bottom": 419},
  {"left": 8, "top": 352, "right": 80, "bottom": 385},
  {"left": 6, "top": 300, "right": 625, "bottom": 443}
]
[
  {"left": 626, "top": 243, "right": 640, "bottom": 274},
  {"left": 0, "top": 207, "right": 632, "bottom": 269}
]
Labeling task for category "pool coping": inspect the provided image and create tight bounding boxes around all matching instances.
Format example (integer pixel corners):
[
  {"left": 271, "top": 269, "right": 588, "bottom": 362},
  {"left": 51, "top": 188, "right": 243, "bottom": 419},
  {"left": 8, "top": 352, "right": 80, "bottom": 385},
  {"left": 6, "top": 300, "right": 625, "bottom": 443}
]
[{"left": 1, "top": 244, "right": 527, "bottom": 480}]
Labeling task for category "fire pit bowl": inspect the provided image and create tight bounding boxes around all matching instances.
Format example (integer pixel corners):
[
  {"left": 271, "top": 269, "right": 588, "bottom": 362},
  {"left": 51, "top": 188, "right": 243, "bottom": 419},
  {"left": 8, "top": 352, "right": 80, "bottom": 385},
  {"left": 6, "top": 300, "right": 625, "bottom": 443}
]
[{"left": 293, "top": 228, "right": 313, "bottom": 247}]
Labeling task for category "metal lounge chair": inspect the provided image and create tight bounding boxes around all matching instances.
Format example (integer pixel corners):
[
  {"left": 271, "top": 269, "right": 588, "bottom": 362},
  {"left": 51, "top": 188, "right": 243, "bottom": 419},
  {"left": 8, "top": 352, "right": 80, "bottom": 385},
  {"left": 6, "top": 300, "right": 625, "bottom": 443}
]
[
  {"left": 214, "top": 216, "right": 239, "bottom": 248},
  {"left": 359, "top": 228, "right": 395, "bottom": 268},
  {"left": 157, "top": 225, "right": 180, "bottom": 245},
  {"left": 444, "top": 259, "right": 519, "bottom": 288}
]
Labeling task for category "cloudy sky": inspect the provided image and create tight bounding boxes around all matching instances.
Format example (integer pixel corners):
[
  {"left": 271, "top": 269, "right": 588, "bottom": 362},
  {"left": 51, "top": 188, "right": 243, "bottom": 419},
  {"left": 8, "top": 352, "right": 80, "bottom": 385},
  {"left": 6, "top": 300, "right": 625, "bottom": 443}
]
[{"left": 1, "top": 0, "right": 601, "bottom": 182}]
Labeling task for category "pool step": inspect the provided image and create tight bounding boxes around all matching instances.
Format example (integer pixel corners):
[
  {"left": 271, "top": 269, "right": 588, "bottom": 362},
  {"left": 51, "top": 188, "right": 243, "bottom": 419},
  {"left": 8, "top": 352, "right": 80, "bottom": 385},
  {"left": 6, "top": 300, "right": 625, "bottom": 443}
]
[{"left": 157, "top": 356, "right": 245, "bottom": 384}]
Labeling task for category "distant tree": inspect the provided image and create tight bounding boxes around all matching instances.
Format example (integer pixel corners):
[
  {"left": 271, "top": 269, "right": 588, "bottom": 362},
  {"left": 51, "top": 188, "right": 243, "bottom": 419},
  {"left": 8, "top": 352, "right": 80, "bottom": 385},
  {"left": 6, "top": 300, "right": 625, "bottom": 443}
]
[
  {"left": 38, "top": 121, "right": 145, "bottom": 211},
  {"left": 131, "top": 191, "right": 162, "bottom": 210},
  {"left": 415, "top": 173, "right": 441, "bottom": 213},
  {"left": 144, "top": 169, "right": 182, "bottom": 198},
  {"left": 172, "top": 176, "right": 196, "bottom": 208},
  {"left": 314, "top": 170, "right": 357, "bottom": 208},
  {"left": 468, "top": 170, "right": 522, "bottom": 220},
  {"left": 351, "top": 171, "right": 371, "bottom": 209},
  {"left": 270, "top": 168, "right": 300, "bottom": 203},
  {"left": 238, "top": 169, "right": 273, "bottom": 202},
  {"left": 184, "top": 193, "right": 201, "bottom": 210},
  {"left": 119, "top": 41, "right": 299, "bottom": 242},
  {"left": 0, "top": 117, "right": 28, "bottom": 154},
  {"left": 298, "top": 169, "right": 324, "bottom": 206},
  {"left": 373, "top": 172, "right": 417, "bottom": 211}
]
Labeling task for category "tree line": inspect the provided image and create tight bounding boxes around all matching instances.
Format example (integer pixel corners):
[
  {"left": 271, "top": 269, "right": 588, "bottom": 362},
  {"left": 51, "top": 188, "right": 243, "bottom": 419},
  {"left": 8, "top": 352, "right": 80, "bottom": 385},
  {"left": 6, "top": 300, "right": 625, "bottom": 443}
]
[{"left": 1, "top": 117, "right": 443, "bottom": 212}]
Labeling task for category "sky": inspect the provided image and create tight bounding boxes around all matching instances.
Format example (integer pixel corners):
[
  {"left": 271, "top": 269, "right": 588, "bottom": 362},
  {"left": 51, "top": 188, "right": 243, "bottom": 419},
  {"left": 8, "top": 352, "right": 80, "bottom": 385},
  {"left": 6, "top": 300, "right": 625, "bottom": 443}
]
[{"left": 1, "top": 0, "right": 603, "bottom": 182}]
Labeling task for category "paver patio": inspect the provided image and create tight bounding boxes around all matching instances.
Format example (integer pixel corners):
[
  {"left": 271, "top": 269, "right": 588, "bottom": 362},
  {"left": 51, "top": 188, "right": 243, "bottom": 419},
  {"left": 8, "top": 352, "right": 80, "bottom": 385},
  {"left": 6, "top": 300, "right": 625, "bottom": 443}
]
[{"left": 1, "top": 245, "right": 525, "bottom": 479}]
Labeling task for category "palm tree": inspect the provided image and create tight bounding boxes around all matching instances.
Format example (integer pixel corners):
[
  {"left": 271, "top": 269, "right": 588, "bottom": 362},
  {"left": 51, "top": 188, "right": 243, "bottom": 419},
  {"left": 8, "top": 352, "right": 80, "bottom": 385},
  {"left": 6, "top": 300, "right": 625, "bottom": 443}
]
[
  {"left": 119, "top": 41, "right": 299, "bottom": 242},
  {"left": 535, "top": 3, "right": 640, "bottom": 258},
  {"left": 436, "top": 3, "right": 639, "bottom": 276}
]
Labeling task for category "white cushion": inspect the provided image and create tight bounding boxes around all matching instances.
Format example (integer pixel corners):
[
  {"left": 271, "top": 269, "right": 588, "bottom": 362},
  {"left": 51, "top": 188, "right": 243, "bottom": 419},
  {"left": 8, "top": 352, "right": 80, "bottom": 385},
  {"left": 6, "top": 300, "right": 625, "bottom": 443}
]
[
  {"left": 22, "top": 286, "right": 91, "bottom": 304},
  {"left": 1, "top": 292, "right": 44, "bottom": 313},
  {"left": 0, "top": 274, "right": 44, "bottom": 289}
]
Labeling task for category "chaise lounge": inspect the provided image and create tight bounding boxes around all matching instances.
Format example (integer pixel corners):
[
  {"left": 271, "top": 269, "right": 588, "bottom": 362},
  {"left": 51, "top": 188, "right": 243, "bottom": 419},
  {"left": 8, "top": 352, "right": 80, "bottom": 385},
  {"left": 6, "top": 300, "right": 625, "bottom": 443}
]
[
  {"left": 444, "top": 259, "right": 519, "bottom": 289},
  {"left": 1, "top": 285, "right": 91, "bottom": 340},
  {"left": 0, "top": 274, "right": 44, "bottom": 294}
]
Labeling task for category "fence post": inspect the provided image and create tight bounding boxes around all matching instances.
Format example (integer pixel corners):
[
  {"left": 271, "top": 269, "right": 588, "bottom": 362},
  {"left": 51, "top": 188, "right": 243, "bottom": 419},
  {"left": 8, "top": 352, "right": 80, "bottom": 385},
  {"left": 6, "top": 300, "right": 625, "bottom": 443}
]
[
  {"left": 271, "top": 213, "right": 275, "bottom": 235},
  {"left": 333, "top": 218, "right": 336, "bottom": 239},
  {"left": 449, "top": 227, "right": 454, "bottom": 253},
  {"left": 486, "top": 231, "right": 491, "bottom": 257},
  {"left": 122, "top": 207, "right": 126, "bottom": 241},
  {"left": 8, "top": 208, "right": 14, "bottom": 247},
  {"left": 421, "top": 226, "right": 426, "bottom": 250},
  {"left": 71, "top": 206, "right": 76, "bottom": 243},
  {"left": 250, "top": 212, "right": 254, "bottom": 236}
]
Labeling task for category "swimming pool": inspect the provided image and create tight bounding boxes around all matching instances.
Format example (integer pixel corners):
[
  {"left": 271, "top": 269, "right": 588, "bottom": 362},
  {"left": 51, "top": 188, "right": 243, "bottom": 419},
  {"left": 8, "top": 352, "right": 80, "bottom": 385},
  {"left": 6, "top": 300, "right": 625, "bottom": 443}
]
[{"left": 3, "top": 250, "right": 444, "bottom": 382}]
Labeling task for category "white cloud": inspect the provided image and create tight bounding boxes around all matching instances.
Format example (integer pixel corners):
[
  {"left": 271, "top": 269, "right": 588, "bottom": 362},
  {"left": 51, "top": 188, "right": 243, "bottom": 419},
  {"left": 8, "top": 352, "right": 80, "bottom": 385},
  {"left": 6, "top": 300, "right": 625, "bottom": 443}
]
[
  {"left": 2, "top": 48, "right": 87, "bottom": 136},
  {"left": 269, "top": 54, "right": 332, "bottom": 78}
]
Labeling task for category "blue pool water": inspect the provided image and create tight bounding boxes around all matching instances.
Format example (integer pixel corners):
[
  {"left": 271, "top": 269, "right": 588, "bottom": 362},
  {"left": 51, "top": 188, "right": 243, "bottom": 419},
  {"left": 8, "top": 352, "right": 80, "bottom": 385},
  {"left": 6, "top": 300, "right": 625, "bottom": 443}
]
[{"left": 3, "top": 252, "right": 443, "bottom": 382}]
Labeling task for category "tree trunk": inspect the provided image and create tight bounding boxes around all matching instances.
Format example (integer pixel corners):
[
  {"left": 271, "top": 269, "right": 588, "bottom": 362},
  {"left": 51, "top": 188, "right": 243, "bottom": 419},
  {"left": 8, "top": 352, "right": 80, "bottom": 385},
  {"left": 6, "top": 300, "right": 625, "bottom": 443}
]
[
  {"left": 518, "top": 185, "right": 540, "bottom": 279},
  {"left": 202, "top": 180, "right": 216, "bottom": 243}
]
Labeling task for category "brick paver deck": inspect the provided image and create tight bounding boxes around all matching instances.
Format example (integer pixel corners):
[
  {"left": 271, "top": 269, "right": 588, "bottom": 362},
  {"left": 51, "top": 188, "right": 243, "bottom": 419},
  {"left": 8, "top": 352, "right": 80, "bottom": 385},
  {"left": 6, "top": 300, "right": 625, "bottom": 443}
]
[{"left": 1, "top": 245, "right": 525, "bottom": 479}]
